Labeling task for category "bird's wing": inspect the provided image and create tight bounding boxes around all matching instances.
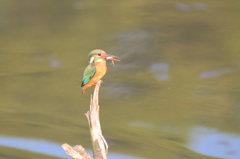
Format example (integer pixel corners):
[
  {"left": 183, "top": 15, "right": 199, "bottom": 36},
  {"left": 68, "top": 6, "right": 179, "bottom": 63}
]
[{"left": 81, "top": 64, "right": 96, "bottom": 87}]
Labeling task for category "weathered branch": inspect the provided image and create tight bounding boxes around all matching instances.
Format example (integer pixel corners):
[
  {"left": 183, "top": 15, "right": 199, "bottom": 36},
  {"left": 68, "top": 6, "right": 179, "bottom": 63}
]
[
  {"left": 62, "top": 81, "right": 108, "bottom": 159},
  {"left": 62, "top": 143, "right": 92, "bottom": 159},
  {"left": 85, "top": 81, "right": 108, "bottom": 159}
]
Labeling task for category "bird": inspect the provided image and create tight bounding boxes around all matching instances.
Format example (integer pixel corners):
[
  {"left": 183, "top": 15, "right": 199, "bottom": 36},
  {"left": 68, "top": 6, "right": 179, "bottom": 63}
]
[{"left": 81, "top": 49, "right": 120, "bottom": 94}]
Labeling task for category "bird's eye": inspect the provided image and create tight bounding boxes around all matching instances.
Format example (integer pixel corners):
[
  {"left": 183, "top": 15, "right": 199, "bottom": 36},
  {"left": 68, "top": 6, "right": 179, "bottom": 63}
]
[{"left": 98, "top": 54, "right": 101, "bottom": 56}]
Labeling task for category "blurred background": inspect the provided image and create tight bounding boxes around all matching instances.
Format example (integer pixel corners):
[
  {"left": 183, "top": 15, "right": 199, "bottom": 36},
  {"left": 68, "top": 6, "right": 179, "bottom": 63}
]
[{"left": 0, "top": 0, "right": 240, "bottom": 159}]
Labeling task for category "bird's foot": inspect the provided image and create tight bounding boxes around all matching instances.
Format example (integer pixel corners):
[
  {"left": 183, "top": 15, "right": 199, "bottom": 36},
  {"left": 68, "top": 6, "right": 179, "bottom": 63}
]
[{"left": 93, "top": 80, "right": 103, "bottom": 86}]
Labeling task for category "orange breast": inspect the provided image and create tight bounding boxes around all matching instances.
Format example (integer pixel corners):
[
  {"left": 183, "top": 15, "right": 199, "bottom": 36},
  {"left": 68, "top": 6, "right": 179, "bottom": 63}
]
[
  {"left": 94, "top": 60, "right": 107, "bottom": 80},
  {"left": 82, "top": 60, "right": 107, "bottom": 93},
  {"left": 87, "top": 60, "right": 107, "bottom": 86}
]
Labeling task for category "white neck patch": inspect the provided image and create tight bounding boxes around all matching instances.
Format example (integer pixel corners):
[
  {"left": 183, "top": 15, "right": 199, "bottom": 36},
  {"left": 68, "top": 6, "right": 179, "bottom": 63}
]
[{"left": 89, "top": 57, "right": 94, "bottom": 64}]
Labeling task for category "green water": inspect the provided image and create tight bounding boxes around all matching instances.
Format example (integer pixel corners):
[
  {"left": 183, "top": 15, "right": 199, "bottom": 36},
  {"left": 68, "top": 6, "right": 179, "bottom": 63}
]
[{"left": 1, "top": 0, "right": 240, "bottom": 159}]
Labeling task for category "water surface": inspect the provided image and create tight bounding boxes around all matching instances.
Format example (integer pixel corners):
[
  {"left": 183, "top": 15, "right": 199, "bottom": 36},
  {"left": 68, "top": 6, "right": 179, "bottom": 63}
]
[{"left": 0, "top": 1, "right": 240, "bottom": 159}]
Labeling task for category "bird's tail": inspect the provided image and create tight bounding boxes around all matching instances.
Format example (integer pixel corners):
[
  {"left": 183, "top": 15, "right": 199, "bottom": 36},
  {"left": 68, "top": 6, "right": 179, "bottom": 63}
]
[{"left": 82, "top": 86, "right": 86, "bottom": 94}]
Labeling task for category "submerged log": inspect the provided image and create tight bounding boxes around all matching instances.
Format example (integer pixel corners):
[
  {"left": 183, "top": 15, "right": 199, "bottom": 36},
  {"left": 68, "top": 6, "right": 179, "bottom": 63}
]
[{"left": 62, "top": 81, "right": 108, "bottom": 159}]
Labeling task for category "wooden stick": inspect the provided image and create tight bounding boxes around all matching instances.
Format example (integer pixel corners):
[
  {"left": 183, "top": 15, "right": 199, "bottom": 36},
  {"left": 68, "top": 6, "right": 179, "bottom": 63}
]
[
  {"left": 85, "top": 80, "right": 108, "bottom": 159},
  {"left": 62, "top": 80, "right": 107, "bottom": 159},
  {"left": 62, "top": 143, "right": 93, "bottom": 159}
]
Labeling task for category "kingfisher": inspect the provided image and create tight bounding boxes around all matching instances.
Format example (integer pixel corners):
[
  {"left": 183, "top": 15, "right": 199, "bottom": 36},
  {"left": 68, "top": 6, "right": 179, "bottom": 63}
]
[{"left": 81, "top": 49, "right": 120, "bottom": 94}]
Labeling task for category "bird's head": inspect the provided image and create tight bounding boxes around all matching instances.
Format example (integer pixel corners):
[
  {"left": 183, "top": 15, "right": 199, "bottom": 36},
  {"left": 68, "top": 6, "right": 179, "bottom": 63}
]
[{"left": 88, "top": 49, "right": 120, "bottom": 64}]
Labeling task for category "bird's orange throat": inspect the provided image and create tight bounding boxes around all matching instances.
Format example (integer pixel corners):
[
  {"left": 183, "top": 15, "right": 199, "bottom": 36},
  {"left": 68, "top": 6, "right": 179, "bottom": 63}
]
[{"left": 94, "top": 60, "right": 107, "bottom": 79}]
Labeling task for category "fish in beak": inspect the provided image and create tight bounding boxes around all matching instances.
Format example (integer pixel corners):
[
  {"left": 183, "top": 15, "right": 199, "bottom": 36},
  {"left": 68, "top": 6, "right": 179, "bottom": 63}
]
[
  {"left": 105, "top": 54, "right": 120, "bottom": 61},
  {"left": 105, "top": 54, "right": 120, "bottom": 66}
]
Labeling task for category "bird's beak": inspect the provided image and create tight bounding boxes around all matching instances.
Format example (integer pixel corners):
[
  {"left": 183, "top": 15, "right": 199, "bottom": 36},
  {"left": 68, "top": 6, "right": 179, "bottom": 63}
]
[{"left": 105, "top": 54, "right": 121, "bottom": 62}]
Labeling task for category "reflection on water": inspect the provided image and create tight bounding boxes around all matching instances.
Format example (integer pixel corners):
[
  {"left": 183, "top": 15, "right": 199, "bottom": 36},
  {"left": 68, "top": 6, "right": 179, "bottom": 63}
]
[
  {"left": 73, "top": 1, "right": 83, "bottom": 10},
  {"left": 0, "top": 135, "right": 143, "bottom": 159},
  {"left": 198, "top": 67, "right": 232, "bottom": 79},
  {"left": 128, "top": 122, "right": 155, "bottom": 129},
  {"left": 187, "top": 126, "right": 240, "bottom": 159},
  {"left": 113, "top": 29, "right": 152, "bottom": 58},
  {"left": 104, "top": 82, "right": 136, "bottom": 98},
  {"left": 49, "top": 56, "right": 62, "bottom": 68},
  {"left": 175, "top": 2, "right": 208, "bottom": 12},
  {"left": 149, "top": 62, "right": 170, "bottom": 81}
]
